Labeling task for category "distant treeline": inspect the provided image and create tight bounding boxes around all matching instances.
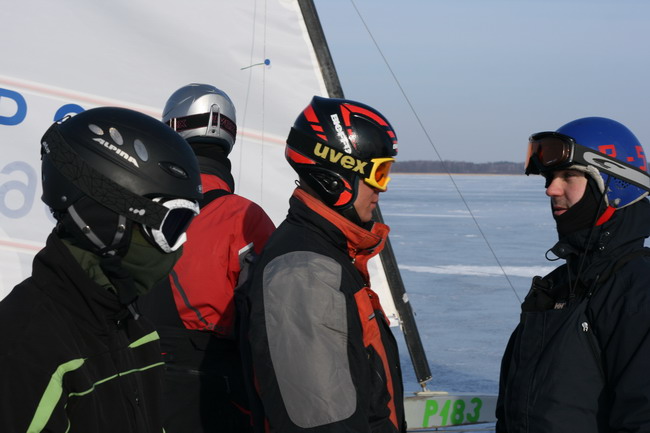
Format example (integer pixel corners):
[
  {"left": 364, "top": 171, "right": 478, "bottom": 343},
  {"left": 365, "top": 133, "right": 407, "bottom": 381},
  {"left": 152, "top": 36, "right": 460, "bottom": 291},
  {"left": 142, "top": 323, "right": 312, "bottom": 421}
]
[{"left": 393, "top": 160, "right": 523, "bottom": 174}]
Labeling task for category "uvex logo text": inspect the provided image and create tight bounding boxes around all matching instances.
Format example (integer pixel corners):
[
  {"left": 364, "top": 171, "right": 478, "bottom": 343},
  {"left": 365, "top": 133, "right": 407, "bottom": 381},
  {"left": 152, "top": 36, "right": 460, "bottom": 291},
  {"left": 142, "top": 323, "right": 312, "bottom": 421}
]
[{"left": 314, "top": 142, "right": 367, "bottom": 174}]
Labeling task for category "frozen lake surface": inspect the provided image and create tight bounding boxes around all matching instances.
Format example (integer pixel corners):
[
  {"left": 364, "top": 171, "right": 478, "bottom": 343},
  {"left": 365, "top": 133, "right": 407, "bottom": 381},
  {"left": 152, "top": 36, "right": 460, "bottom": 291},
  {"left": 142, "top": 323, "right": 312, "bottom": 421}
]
[{"left": 381, "top": 174, "right": 558, "bottom": 396}]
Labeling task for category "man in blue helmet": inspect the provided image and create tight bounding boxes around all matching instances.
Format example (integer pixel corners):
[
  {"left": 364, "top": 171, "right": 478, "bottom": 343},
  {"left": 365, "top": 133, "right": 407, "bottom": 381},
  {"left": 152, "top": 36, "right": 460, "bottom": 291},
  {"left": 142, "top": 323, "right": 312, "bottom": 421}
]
[
  {"left": 237, "top": 96, "right": 406, "bottom": 433},
  {"left": 496, "top": 117, "right": 650, "bottom": 432}
]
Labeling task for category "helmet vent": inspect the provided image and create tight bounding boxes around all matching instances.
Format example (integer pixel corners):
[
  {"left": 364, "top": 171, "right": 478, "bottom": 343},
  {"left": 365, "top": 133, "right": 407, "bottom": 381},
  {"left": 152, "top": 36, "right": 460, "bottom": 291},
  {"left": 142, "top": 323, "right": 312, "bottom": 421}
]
[
  {"left": 134, "top": 139, "right": 149, "bottom": 162},
  {"left": 88, "top": 124, "right": 104, "bottom": 135},
  {"left": 109, "top": 127, "right": 124, "bottom": 145},
  {"left": 159, "top": 161, "right": 189, "bottom": 179},
  {"left": 613, "top": 178, "right": 630, "bottom": 189}
]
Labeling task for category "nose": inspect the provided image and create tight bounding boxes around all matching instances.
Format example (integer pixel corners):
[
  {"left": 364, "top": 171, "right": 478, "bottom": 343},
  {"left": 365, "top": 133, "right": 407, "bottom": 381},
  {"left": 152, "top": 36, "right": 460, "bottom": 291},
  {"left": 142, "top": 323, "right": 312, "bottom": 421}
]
[{"left": 545, "top": 176, "right": 563, "bottom": 197}]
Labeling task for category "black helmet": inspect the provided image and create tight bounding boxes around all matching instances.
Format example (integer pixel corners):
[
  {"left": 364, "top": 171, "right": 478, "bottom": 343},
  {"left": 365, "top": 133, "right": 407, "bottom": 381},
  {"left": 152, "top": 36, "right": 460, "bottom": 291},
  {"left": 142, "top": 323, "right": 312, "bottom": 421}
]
[
  {"left": 286, "top": 96, "right": 398, "bottom": 212},
  {"left": 41, "top": 107, "right": 202, "bottom": 255},
  {"left": 162, "top": 83, "right": 237, "bottom": 155}
]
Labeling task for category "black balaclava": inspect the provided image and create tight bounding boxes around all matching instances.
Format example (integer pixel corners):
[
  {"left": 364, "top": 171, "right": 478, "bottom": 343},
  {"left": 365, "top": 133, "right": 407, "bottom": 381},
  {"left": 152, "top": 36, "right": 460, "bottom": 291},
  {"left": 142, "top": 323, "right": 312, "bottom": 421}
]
[
  {"left": 188, "top": 138, "right": 235, "bottom": 191},
  {"left": 552, "top": 175, "right": 604, "bottom": 237}
]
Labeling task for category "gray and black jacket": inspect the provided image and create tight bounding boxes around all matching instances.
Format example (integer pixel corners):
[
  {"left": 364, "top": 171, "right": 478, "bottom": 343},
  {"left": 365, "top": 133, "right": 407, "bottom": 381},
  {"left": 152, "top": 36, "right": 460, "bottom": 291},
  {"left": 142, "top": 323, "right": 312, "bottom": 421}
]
[{"left": 241, "top": 188, "right": 406, "bottom": 433}]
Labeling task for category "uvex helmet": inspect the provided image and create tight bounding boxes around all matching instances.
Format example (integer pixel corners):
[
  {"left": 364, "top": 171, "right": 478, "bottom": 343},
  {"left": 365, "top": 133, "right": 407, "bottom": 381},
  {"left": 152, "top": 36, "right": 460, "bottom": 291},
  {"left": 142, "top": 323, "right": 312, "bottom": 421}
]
[{"left": 286, "top": 95, "right": 398, "bottom": 210}]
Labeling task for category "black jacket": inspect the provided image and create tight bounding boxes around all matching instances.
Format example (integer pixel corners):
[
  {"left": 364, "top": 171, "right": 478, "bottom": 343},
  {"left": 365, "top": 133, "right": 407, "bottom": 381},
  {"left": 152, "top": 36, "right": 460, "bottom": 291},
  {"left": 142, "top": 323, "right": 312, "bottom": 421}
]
[
  {"left": 497, "top": 199, "right": 650, "bottom": 433},
  {"left": 0, "top": 233, "right": 164, "bottom": 432},
  {"left": 241, "top": 189, "right": 406, "bottom": 433}
]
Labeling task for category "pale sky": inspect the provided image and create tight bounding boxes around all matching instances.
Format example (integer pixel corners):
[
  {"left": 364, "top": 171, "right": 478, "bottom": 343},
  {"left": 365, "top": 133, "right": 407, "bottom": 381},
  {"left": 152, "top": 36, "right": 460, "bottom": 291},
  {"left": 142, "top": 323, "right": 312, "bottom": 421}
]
[{"left": 315, "top": 0, "right": 650, "bottom": 163}]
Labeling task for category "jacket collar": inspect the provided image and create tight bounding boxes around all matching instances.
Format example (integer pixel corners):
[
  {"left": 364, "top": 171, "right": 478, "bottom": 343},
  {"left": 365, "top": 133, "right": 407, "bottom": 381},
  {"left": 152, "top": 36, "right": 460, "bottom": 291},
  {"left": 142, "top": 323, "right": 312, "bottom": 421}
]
[
  {"left": 197, "top": 154, "right": 235, "bottom": 192},
  {"left": 550, "top": 198, "right": 650, "bottom": 282},
  {"left": 293, "top": 188, "right": 390, "bottom": 281},
  {"left": 32, "top": 233, "right": 129, "bottom": 330}
]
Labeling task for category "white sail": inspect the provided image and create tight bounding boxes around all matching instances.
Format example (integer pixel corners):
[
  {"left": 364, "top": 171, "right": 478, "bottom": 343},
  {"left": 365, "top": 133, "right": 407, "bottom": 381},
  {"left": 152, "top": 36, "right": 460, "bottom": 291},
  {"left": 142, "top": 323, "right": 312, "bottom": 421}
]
[{"left": 1, "top": 0, "right": 401, "bottom": 321}]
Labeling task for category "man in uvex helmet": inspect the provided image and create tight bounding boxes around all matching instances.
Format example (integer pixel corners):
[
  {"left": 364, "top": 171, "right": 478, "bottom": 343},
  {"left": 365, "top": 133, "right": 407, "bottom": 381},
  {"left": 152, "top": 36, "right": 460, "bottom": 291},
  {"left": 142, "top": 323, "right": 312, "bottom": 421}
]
[
  {"left": 497, "top": 117, "right": 650, "bottom": 433},
  {"left": 138, "top": 83, "right": 275, "bottom": 433},
  {"left": 0, "top": 107, "right": 202, "bottom": 433},
  {"left": 238, "top": 96, "right": 406, "bottom": 432}
]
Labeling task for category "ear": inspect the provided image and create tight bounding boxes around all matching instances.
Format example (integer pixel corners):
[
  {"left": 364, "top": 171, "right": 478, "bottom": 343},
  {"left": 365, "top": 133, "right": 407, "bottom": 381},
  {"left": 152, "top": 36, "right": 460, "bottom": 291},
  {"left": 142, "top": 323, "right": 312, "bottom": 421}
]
[{"left": 311, "top": 171, "right": 344, "bottom": 194}]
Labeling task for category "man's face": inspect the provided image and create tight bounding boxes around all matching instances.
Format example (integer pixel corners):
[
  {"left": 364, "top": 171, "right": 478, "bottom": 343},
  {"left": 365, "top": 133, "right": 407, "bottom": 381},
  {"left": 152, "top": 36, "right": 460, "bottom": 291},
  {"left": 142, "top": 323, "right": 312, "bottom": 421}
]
[
  {"left": 353, "top": 180, "right": 382, "bottom": 223},
  {"left": 545, "top": 169, "right": 588, "bottom": 217}
]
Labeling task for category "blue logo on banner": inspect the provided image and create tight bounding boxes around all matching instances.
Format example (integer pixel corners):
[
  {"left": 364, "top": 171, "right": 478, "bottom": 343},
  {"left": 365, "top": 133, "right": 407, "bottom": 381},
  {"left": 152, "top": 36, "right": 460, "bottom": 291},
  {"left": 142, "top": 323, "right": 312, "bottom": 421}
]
[
  {"left": 54, "top": 103, "right": 84, "bottom": 121},
  {"left": 0, "top": 88, "right": 27, "bottom": 125}
]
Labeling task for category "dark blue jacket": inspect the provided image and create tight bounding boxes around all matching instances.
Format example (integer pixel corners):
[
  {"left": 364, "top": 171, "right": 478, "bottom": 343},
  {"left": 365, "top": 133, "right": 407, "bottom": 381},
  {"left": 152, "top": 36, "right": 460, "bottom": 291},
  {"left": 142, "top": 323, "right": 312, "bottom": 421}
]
[{"left": 497, "top": 199, "right": 650, "bottom": 433}]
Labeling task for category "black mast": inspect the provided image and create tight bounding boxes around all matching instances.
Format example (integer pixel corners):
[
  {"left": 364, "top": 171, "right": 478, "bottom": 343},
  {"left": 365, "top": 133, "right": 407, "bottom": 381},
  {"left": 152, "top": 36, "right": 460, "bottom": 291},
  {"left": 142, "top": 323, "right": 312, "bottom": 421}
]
[{"left": 297, "top": 0, "right": 432, "bottom": 389}]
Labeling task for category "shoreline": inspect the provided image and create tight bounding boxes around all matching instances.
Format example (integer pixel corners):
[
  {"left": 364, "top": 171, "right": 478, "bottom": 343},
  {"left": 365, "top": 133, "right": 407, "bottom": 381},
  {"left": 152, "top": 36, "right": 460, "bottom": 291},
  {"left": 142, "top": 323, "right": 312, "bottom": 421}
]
[{"left": 392, "top": 172, "right": 524, "bottom": 176}]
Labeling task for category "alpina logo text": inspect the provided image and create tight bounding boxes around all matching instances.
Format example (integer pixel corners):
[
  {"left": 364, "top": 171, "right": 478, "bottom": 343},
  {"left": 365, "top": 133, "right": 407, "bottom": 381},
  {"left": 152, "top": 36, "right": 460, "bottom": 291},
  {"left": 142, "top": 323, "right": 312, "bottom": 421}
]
[
  {"left": 93, "top": 138, "right": 140, "bottom": 167},
  {"left": 314, "top": 142, "right": 367, "bottom": 174}
]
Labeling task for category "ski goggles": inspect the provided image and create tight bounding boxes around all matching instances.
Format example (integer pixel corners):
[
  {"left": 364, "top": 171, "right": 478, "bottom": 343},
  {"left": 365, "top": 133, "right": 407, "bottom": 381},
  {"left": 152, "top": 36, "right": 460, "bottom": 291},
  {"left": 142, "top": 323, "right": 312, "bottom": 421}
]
[
  {"left": 525, "top": 132, "right": 580, "bottom": 175},
  {"left": 363, "top": 157, "right": 395, "bottom": 191},
  {"left": 142, "top": 197, "right": 200, "bottom": 253},
  {"left": 526, "top": 131, "right": 650, "bottom": 192},
  {"left": 167, "top": 109, "right": 237, "bottom": 140}
]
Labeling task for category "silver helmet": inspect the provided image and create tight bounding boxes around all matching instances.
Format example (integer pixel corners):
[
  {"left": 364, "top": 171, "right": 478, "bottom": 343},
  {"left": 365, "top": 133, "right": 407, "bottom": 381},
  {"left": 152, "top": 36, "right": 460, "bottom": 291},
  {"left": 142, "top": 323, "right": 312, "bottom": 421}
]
[{"left": 162, "top": 83, "right": 237, "bottom": 154}]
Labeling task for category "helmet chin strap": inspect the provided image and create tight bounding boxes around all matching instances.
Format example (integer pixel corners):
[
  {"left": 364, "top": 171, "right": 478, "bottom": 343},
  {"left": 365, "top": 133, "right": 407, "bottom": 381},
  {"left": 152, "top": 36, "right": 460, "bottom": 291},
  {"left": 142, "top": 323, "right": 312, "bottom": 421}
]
[{"left": 60, "top": 198, "right": 131, "bottom": 257}]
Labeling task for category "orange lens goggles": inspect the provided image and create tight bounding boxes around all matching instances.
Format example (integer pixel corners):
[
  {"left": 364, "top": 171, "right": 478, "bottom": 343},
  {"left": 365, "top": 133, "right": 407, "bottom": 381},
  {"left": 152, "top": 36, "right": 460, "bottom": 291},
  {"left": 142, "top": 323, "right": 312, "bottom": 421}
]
[
  {"left": 525, "top": 132, "right": 650, "bottom": 193},
  {"left": 364, "top": 157, "right": 395, "bottom": 191},
  {"left": 525, "top": 132, "right": 575, "bottom": 175}
]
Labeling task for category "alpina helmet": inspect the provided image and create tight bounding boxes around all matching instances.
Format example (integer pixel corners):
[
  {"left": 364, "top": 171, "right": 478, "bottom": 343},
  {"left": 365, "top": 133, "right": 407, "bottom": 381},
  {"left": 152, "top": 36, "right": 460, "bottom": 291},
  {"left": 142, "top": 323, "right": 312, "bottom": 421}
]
[
  {"left": 162, "top": 83, "right": 237, "bottom": 154},
  {"left": 41, "top": 107, "right": 202, "bottom": 255},
  {"left": 286, "top": 96, "right": 398, "bottom": 213},
  {"left": 525, "top": 117, "right": 650, "bottom": 209}
]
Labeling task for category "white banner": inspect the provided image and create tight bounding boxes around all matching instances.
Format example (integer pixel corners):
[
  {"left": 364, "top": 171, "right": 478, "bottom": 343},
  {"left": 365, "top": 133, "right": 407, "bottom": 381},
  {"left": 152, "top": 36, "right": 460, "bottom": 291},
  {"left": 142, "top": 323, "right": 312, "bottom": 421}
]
[{"left": 0, "top": 0, "right": 399, "bottom": 324}]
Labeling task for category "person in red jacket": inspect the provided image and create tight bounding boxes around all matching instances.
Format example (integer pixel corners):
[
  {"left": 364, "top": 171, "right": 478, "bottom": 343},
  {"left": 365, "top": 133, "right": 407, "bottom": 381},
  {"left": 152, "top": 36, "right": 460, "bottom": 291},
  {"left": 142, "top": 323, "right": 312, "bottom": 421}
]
[
  {"left": 239, "top": 96, "right": 406, "bottom": 433},
  {"left": 138, "top": 84, "right": 275, "bottom": 433}
]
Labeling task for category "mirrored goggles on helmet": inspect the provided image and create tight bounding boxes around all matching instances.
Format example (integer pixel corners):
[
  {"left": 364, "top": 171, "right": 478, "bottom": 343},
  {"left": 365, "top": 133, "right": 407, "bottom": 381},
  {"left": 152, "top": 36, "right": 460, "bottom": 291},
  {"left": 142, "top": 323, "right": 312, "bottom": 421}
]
[
  {"left": 142, "top": 197, "right": 199, "bottom": 253},
  {"left": 363, "top": 157, "right": 395, "bottom": 191},
  {"left": 167, "top": 109, "right": 237, "bottom": 139},
  {"left": 526, "top": 131, "right": 650, "bottom": 192}
]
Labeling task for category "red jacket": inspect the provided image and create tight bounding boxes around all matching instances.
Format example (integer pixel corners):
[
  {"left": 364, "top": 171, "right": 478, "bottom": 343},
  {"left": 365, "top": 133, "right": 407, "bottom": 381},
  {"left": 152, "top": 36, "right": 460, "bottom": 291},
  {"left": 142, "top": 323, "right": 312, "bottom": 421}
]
[
  {"left": 139, "top": 173, "right": 275, "bottom": 338},
  {"left": 171, "top": 173, "right": 275, "bottom": 336}
]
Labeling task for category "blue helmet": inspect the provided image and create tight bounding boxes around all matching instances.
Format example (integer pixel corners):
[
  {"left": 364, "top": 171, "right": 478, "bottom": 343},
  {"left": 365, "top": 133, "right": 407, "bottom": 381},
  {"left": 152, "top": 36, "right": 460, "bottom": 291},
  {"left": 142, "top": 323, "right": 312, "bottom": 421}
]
[{"left": 556, "top": 117, "right": 648, "bottom": 209}]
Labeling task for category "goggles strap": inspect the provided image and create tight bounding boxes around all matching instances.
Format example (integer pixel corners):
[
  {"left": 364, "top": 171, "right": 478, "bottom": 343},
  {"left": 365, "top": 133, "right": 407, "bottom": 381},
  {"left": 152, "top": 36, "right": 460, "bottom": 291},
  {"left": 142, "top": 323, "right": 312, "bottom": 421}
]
[
  {"left": 42, "top": 124, "right": 169, "bottom": 228},
  {"left": 577, "top": 147, "right": 650, "bottom": 193},
  {"left": 168, "top": 111, "right": 236, "bottom": 139}
]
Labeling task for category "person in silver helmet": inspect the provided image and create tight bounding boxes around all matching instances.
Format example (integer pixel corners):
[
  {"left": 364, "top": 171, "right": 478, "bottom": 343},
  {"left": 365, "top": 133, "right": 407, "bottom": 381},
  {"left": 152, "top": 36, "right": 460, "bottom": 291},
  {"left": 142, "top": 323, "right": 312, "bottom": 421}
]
[
  {"left": 497, "top": 117, "right": 650, "bottom": 433},
  {"left": 0, "top": 107, "right": 202, "bottom": 433},
  {"left": 237, "top": 96, "right": 406, "bottom": 433},
  {"left": 138, "top": 83, "right": 275, "bottom": 433}
]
